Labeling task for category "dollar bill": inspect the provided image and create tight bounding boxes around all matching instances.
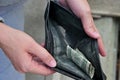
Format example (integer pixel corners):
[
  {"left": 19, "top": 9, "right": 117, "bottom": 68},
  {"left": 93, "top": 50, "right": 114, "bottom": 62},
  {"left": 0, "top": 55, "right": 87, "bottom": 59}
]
[{"left": 66, "top": 45, "right": 95, "bottom": 78}]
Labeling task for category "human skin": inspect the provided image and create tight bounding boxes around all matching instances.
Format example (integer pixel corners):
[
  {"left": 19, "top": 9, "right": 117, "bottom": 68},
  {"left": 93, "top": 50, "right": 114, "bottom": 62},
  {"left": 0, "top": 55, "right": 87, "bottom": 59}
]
[
  {"left": 0, "top": 23, "right": 56, "bottom": 75},
  {"left": 0, "top": 0, "right": 106, "bottom": 76}
]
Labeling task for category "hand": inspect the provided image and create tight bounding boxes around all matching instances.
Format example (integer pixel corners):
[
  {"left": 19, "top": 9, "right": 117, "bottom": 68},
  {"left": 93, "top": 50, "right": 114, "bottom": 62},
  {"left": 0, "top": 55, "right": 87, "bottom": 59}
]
[
  {"left": 0, "top": 23, "right": 56, "bottom": 75},
  {"left": 59, "top": 0, "right": 106, "bottom": 56}
]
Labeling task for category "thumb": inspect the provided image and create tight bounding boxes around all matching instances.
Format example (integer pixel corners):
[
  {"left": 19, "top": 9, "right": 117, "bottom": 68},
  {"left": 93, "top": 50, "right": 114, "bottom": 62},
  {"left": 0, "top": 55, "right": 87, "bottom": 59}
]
[
  {"left": 29, "top": 43, "right": 56, "bottom": 67},
  {"left": 65, "top": 0, "right": 100, "bottom": 39},
  {"left": 81, "top": 14, "right": 106, "bottom": 56}
]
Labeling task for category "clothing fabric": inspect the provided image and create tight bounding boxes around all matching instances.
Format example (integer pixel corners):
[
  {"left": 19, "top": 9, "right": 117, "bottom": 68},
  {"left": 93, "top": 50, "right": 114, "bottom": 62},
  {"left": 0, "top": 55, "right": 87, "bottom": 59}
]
[
  {"left": 0, "top": 0, "right": 25, "bottom": 6},
  {"left": 0, "top": 0, "right": 26, "bottom": 16},
  {"left": 0, "top": 0, "right": 25, "bottom": 80}
]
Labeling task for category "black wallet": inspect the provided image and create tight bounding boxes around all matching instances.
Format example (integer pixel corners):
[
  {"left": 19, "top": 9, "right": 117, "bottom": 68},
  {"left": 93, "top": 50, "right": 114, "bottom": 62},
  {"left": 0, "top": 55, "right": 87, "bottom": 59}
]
[{"left": 44, "top": 1, "right": 106, "bottom": 80}]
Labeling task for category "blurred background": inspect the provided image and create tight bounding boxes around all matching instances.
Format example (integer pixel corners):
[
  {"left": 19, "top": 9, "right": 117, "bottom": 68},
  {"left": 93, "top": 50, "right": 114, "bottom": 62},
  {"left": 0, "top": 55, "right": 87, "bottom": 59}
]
[{"left": 24, "top": 0, "right": 120, "bottom": 80}]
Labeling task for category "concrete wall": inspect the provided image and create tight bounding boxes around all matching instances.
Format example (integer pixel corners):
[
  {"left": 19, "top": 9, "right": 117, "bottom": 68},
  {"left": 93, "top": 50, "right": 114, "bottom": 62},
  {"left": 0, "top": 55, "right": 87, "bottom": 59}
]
[
  {"left": 88, "top": 0, "right": 120, "bottom": 17},
  {"left": 94, "top": 17, "right": 119, "bottom": 80},
  {"left": 24, "top": 0, "right": 120, "bottom": 80}
]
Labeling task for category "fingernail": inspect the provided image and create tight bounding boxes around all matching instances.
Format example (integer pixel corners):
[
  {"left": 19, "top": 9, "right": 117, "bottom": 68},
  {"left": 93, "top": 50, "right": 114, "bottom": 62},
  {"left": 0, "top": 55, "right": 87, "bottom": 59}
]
[{"left": 50, "top": 60, "right": 56, "bottom": 67}]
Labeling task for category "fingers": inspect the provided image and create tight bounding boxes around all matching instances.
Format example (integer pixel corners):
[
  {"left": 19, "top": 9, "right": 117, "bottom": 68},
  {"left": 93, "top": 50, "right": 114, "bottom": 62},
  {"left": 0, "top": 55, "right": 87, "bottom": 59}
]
[
  {"left": 29, "top": 43, "right": 56, "bottom": 68},
  {"left": 28, "top": 60, "right": 55, "bottom": 75},
  {"left": 80, "top": 14, "right": 107, "bottom": 57},
  {"left": 80, "top": 15, "right": 100, "bottom": 39},
  {"left": 16, "top": 52, "right": 55, "bottom": 75},
  {"left": 98, "top": 38, "right": 106, "bottom": 56},
  {"left": 65, "top": 0, "right": 106, "bottom": 56}
]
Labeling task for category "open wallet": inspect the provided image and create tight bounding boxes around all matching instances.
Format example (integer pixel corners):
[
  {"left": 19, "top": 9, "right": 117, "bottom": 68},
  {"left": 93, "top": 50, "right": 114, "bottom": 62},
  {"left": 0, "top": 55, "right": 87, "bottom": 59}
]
[{"left": 44, "top": 1, "right": 106, "bottom": 80}]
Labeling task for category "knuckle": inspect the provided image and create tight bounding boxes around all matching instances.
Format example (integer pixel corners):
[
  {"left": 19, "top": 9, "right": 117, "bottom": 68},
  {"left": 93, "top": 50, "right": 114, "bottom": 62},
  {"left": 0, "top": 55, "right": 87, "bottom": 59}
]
[
  {"left": 85, "top": 8, "right": 91, "bottom": 13},
  {"left": 80, "top": 8, "right": 91, "bottom": 17},
  {"left": 82, "top": 6, "right": 91, "bottom": 13},
  {"left": 44, "top": 55, "right": 52, "bottom": 62},
  {"left": 86, "top": 24, "right": 96, "bottom": 32},
  {"left": 89, "top": 24, "right": 95, "bottom": 30}
]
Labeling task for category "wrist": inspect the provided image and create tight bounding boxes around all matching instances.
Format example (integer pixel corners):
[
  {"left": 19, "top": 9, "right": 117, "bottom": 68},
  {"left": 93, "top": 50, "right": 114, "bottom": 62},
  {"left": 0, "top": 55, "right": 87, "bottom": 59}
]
[{"left": 0, "top": 23, "right": 14, "bottom": 48}]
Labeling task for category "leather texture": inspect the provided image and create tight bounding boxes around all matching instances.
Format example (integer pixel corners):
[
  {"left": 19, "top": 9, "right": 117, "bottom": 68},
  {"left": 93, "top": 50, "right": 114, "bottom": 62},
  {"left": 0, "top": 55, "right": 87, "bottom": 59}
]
[{"left": 44, "top": 1, "right": 106, "bottom": 80}]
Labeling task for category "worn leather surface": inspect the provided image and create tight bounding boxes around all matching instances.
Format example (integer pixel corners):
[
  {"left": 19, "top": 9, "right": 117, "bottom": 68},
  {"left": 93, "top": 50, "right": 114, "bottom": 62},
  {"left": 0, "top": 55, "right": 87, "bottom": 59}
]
[{"left": 44, "top": 1, "right": 106, "bottom": 80}]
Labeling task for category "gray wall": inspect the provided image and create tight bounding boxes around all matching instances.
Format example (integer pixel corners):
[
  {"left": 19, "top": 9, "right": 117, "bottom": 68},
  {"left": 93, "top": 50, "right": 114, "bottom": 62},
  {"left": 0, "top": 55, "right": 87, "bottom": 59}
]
[
  {"left": 88, "top": 0, "right": 120, "bottom": 17},
  {"left": 24, "top": 0, "right": 47, "bottom": 80},
  {"left": 24, "top": 0, "right": 47, "bottom": 43}
]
